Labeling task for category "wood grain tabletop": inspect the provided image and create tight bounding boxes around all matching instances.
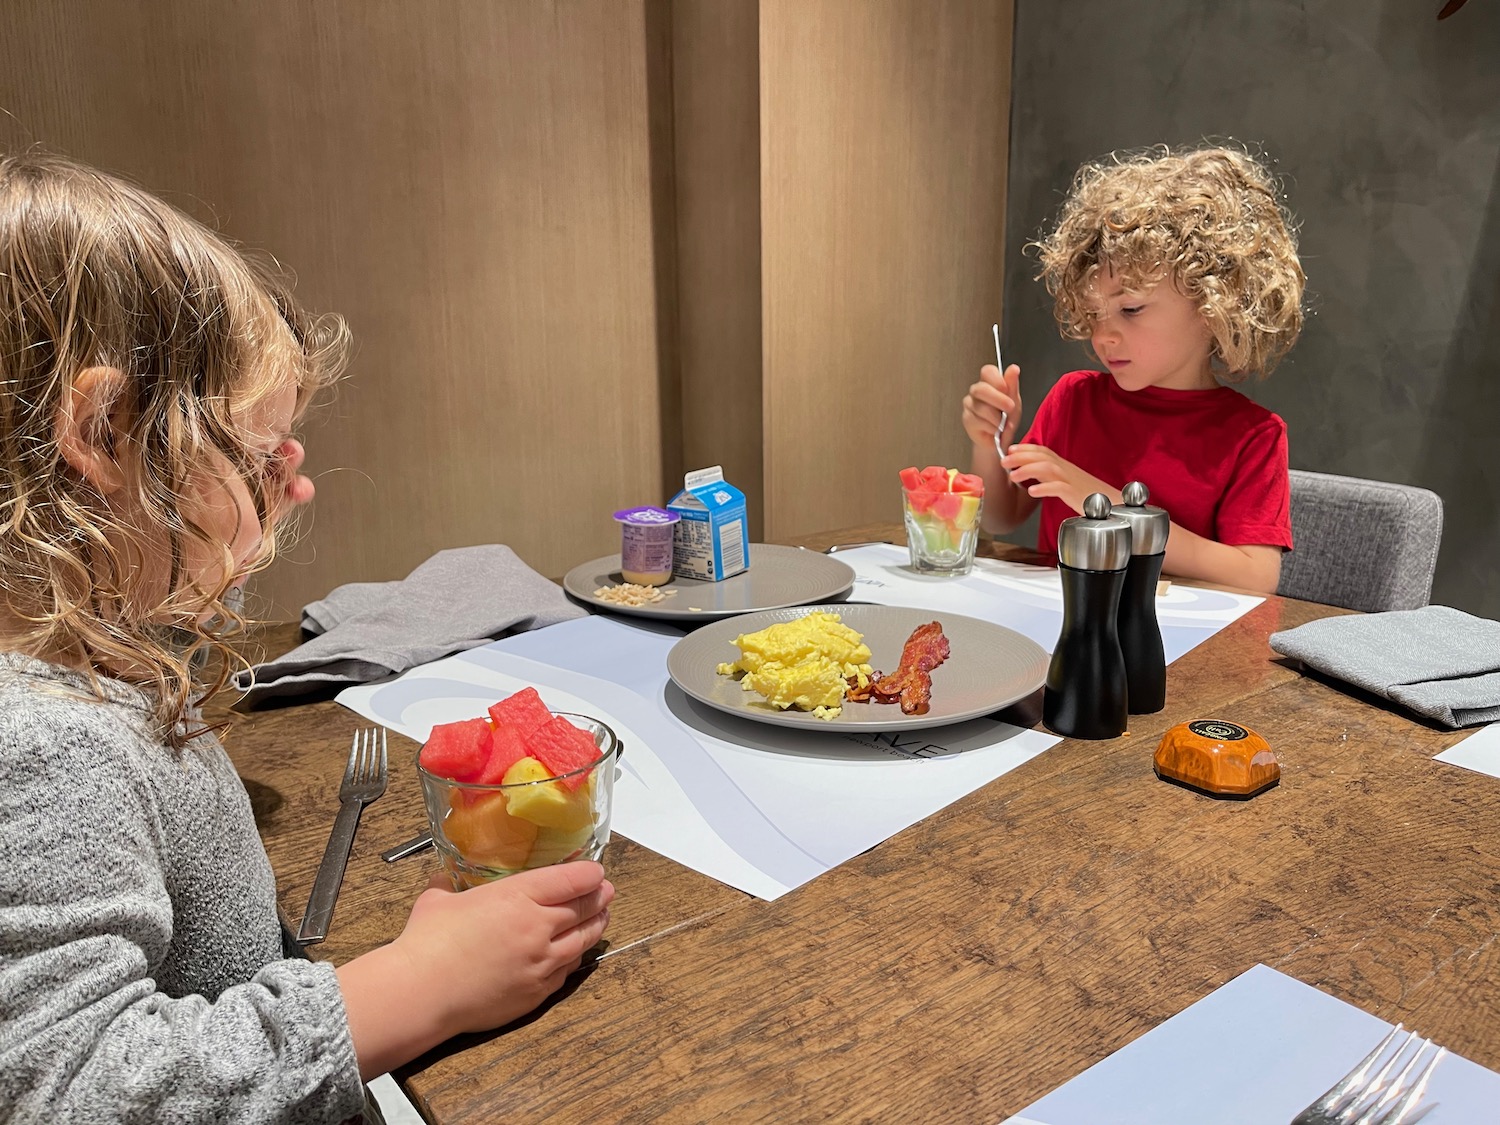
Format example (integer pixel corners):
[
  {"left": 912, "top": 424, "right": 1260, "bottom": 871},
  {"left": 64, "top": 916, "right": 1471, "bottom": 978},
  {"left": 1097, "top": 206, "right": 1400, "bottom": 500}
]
[{"left": 217, "top": 526, "right": 1500, "bottom": 1124}]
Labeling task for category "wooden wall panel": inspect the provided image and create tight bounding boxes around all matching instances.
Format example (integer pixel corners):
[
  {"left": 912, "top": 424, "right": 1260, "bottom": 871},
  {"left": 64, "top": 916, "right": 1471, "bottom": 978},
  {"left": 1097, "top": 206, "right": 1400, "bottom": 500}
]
[
  {"left": 1, "top": 0, "right": 1015, "bottom": 617},
  {"left": 669, "top": 0, "right": 765, "bottom": 536},
  {"left": 0, "top": 0, "right": 667, "bottom": 617},
  {"left": 759, "top": 0, "right": 1013, "bottom": 540}
]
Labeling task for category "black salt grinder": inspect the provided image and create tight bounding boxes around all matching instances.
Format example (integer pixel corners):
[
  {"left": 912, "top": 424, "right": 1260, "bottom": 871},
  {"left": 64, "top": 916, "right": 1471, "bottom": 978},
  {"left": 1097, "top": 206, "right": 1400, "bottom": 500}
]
[
  {"left": 1112, "top": 481, "right": 1169, "bottom": 714},
  {"left": 1043, "top": 493, "right": 1132, "bottom": 740}
]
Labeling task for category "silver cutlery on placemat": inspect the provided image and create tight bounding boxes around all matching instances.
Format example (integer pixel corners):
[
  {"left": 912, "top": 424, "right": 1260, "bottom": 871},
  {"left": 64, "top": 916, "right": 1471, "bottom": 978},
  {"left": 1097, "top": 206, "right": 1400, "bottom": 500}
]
[
  {"left": 1291, "top": 1024, "right": 1444, "bottom": 1125},
  {"left": 381, "top": 830, "right": 434, "bottom": 863}
]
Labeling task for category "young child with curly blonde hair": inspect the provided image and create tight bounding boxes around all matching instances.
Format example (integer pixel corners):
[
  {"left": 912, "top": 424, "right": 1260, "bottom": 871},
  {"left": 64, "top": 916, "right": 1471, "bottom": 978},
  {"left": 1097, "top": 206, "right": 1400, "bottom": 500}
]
[
  {"left": 962, "top": 144, "right": 1306, "bottom": 593},
  {"left": 0, "top": 153, "right": 612, "bottom": 1123}
]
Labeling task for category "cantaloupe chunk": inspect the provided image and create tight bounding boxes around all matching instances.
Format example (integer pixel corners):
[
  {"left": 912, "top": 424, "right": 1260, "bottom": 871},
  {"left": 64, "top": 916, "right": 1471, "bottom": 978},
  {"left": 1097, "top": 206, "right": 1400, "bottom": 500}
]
[{"left": 443, "top": 790, "right": 537, "bottom": 869}]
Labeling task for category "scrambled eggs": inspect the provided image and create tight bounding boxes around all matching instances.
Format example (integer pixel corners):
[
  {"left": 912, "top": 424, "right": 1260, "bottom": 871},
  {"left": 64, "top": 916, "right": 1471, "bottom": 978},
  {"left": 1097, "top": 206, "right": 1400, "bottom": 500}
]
[{"left": 715, "top": 611, "right": 874, "bottom": 719}]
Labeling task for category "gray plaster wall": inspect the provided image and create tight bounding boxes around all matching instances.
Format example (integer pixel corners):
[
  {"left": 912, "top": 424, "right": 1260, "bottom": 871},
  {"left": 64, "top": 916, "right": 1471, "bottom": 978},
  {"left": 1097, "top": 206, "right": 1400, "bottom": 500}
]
[{"left": 1003, "top": 0, "right": 1499, "bottom": 616}]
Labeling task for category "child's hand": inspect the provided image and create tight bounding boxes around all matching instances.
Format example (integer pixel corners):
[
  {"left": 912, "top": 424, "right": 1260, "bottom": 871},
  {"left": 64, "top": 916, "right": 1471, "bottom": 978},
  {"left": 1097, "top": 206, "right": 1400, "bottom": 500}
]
[
  {"left": 393, "top": 860, "right": 614, "bottom": 1035},
  {"left": 962, "top": 364, "right": 1022, "bottom": 452},
  {"left": 1001, "top": 444, "right": 1117, "bottom": 514},
  {"left": 268, "top": 438, "right": 316, "bottom": 515}
]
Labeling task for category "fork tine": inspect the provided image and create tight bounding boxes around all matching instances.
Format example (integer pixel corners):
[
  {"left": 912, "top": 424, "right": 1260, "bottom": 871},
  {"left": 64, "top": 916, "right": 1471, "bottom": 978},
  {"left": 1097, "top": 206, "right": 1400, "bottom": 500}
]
[
  {"left": 1311, "top": 1024, "right": 1403, "bottom": 1115},
  {"left": 341, "top": 729, "right": 361, "bottom": 785},
  {"left": 1364, "top": 1044, "right": 1445, "bottom": 1125},
  {"left": 1347, "top": 1030, "right": 1419, "bottom": 1119},
  {"left": 378, "top": 727, "right": 388, "bottom": 783},
  {"left": 362, "top": 728, "right": 377, "bottom": 783}
]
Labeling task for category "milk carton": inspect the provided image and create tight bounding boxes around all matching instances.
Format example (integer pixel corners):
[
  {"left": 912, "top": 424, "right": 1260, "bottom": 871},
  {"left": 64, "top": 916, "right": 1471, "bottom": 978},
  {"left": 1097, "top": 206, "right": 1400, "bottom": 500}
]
[{"left": 668, "top": 466, "right": 749, "bottom": 581}]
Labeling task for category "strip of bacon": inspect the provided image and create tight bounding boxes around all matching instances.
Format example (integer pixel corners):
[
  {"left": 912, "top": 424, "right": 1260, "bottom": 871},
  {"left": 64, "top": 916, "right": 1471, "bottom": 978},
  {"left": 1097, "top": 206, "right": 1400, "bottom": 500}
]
[
  {"left": 872, "top": 623, "right": 949, "bottom": 714},
  {"left": 843, "top": 622, "right": 949, "bottom": 715}
]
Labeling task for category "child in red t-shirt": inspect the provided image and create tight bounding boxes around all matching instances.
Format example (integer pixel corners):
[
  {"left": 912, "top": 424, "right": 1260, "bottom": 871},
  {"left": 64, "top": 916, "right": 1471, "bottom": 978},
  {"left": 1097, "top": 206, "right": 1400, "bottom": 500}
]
[{"left": 962, "top": 145, "right": 1306, "bottom": 594}]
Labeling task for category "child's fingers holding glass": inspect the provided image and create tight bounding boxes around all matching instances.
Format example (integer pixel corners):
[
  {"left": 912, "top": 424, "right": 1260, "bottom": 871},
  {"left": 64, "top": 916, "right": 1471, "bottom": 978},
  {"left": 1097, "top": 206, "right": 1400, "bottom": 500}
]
[
  {"left": 504, "top": 860, "right": 609, "bottom": 907},
  {"left": 553, "top": 904, "right": 612, "bottom": 966},
  {"left": 549, "top": 880, "right": 615, "bottom": 936}
]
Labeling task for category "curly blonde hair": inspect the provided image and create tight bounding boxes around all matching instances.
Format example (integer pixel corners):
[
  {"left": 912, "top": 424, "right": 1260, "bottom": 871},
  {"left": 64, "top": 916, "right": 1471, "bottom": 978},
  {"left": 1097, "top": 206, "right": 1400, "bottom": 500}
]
[
  {"left": 0, "top": 152, "right": 348, "bottom": 744},
  {"left": 1032, "top": 144, "right": 1305, "bottom": 380}
]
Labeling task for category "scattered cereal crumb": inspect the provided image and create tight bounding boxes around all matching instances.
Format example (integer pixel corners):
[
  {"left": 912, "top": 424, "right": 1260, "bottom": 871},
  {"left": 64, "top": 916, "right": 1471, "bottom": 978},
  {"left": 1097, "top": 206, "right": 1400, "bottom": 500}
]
[{"left": 594, "top": 582, "right": 677, "bottom": 607}]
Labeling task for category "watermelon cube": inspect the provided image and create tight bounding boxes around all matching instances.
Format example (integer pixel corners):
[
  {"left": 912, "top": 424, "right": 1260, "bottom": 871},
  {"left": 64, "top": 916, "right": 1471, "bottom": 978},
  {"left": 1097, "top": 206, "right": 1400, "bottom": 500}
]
[
  {"left": 904, "top": 488, "right": 941, "bottom": 515},
  {"left": 952, "top": 472, "right": 985, "bottom": 496},
  {"left": 524, "top": 717, "right": 604, "bottom": 790},
  {"left": 488, "top": 687, "right": 554, "bottom": 737},
  {"left": 475, "top": 723, "right": 529, "bottom": 785},
  {"left": 898, "top": 466, "right": 924, "bottom": 491},
  {"left": 930, "top": 492, "right": 965, "bottom": 524},
  {"left": 920, "top": 465, "right": 948, "bottom": 488},
  {"left": 420, "top": 717, "right": 493, "bottom": 783}
]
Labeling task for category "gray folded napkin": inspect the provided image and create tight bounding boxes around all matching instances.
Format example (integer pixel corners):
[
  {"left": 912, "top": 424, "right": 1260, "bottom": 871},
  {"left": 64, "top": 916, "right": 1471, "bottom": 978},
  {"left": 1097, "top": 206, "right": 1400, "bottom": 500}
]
[
  {"left": 1269, "top": 605, "right": 1500, "bottom": 728},
  {"left": 234, "top": 544, "right": 587, "bottom": 707},
  {"left": 300, "top": 580, "right": 403, "bottom": 636}
]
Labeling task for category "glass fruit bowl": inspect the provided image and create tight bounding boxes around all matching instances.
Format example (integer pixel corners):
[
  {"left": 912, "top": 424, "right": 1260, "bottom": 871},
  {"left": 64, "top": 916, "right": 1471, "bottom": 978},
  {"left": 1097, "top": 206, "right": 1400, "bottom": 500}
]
[{"left": 416, "top": 713, "right": 621, "bottom": 890}]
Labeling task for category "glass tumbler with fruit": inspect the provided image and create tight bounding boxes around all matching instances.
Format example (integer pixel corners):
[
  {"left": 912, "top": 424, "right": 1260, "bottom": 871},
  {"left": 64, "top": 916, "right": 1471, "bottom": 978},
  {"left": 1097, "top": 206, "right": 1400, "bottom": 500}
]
[
  {"left": 416, "top": 688, "right": 622, "bottom": 889},
  {"left": 899, "top": 465, "right": 986, "bottom": 576}
]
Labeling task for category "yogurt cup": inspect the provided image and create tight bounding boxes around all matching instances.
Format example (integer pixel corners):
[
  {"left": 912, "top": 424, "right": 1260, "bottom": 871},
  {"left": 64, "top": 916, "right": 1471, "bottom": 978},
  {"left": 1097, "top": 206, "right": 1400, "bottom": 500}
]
[{"left": 613, "top": 506, "right": 680, "bottom": 586}]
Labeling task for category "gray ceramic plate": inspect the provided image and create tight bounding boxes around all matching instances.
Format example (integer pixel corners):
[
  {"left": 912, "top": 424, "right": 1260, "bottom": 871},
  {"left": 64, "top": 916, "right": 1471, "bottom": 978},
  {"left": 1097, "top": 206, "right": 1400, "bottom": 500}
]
[
  {"left": 665, "top": 604, "right": 1049, "bottom": 731},
  {"left": 563, "top": 544, "right": 855, "bottom": 621}
]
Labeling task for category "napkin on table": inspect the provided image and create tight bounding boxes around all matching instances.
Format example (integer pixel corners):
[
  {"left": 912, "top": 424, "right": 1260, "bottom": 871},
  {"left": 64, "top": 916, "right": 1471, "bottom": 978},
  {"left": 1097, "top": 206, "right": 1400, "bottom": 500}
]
[
  {"left": 234, "top": 544, "right": 587, "bottom": 707},
  {"left": 1269, "top": 604, "right": 1500, "bottom": 728}
]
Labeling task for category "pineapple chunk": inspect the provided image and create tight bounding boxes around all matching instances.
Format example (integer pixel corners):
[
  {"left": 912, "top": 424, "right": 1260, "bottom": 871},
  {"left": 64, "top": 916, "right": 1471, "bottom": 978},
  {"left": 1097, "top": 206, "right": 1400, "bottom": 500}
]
[{"left": 501, "top": 757, "right": 594, "bottom": 831}]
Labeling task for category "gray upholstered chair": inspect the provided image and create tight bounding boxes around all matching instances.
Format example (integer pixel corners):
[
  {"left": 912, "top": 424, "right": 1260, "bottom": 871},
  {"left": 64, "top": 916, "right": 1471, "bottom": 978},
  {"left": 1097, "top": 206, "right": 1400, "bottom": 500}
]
[{"left": 1276, "top": 470, "right": 1444, "bottom": 613}]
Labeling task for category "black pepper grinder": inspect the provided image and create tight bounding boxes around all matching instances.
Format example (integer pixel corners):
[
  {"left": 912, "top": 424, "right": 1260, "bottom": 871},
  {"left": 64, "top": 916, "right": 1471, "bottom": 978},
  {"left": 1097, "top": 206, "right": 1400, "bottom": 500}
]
[
  {"left": 1112, "top": 481, "right": 1169, "bottom": 714},
  {"left": 1043, "top": 493, "right": 1132, "bottom": 740}
]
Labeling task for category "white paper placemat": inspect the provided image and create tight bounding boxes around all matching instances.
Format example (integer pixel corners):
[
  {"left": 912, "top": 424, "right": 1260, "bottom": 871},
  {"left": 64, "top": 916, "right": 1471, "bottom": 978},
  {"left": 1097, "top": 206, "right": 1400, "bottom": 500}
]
[
  {"left": 338, "top": 613, "right": 1059, "bottom": 899},
  {"left": 834, "top": 543, "right": 1263, "bottom": 663},
  {"left": 1434, "top": 722, "right": 1500, "bottom": 781},
  {"left": 1004, "top": 963, "right": 1500, "bottom": 1125}
]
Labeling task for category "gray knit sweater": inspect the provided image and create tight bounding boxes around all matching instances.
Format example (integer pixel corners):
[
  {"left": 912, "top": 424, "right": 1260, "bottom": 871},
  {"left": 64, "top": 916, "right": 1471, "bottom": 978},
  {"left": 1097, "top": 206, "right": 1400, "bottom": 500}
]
[{"left": 0, "top": 653, "right": 366, "bottom": 1124}]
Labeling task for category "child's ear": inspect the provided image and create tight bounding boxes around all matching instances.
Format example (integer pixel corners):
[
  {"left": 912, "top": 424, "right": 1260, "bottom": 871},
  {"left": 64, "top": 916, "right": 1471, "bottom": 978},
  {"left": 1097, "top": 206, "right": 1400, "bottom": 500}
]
[{"left": 54, "top": 366, "right": 129, "bottom": 493}]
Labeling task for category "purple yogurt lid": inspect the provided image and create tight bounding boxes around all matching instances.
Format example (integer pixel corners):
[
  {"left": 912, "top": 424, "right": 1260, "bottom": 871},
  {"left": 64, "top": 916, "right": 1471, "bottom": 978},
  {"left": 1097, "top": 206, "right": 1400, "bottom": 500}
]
[{"left": 613, "top": 505, "right": 680, "bottom": 526}]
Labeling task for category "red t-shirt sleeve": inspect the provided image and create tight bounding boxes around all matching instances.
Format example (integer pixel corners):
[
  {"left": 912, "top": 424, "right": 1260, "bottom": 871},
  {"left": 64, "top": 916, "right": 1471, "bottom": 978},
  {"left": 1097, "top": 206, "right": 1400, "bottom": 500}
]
[{"left": 1215, "top": 414, "right": 1294, "bottom": 549}]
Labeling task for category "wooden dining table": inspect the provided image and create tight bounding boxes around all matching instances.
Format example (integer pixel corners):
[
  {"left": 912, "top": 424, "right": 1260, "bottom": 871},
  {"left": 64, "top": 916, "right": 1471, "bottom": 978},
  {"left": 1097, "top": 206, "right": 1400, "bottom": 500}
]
[{"left": 220, "top": 525, "right": 1500, "bottom": 1123}]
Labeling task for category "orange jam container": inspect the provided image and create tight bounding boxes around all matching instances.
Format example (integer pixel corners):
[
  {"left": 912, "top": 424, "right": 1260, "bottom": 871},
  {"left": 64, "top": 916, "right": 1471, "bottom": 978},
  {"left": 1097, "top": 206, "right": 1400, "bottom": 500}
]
[{"left": 614, "top": 506, "right": 679, "bottom": 586}]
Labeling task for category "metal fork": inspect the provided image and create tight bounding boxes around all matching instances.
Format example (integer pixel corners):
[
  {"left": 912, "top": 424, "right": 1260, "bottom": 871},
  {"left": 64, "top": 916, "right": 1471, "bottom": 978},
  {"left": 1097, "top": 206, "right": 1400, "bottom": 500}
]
[
  {"left": 296, "top": 727, "right": 388, "bottom": 945},
  {"left": 1291, "top": 1024, "right": 1445, "bottom": 1125}
]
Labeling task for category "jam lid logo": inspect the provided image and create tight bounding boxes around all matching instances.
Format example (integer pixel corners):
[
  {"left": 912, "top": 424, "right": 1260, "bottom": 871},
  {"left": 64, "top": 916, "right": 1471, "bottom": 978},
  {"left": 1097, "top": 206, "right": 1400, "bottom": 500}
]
[{"left": 1187, "top": 719, "right": 1248, "bottom": 741}]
